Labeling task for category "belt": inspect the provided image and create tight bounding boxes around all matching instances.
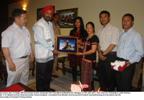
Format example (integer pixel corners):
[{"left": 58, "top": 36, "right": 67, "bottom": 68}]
[
  {"left": 104, "top": 52, "right": 116, "bottom": 57},
  {"left": 19, "top": 55, "right": 29, "bottom": 59},
  {"left": 110, "top": 52, "right": 116, "bottom": 54},
  {"left": 116, "top": 57, "right": 128, "bottom": 62}
]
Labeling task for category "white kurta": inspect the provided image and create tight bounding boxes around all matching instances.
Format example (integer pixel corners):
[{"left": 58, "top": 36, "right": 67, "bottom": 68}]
[
  {"left": 1, "top": 23, "right": 31, "bottom": 87},
  {"left": 33, "top": 18, "right": 55, "bottom": 63}
]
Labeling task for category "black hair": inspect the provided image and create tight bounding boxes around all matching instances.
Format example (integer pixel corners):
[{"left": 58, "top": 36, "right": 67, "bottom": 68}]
[
  {"left": 73, "top": 16, "right": 85, "bottom": 31},
  {"left": 12, "top": 8, "right": 27, "bottom": 18},
  {"left": 86, "top": 21, "right": 95, "bottom": 32},
  {"left": 99, "top": 10, "right": 110, "bottom": 17},
  {"left": 122, "top": 13, "right": 134, "bottom": 21},
  {"left": 53, "top": 13, "right": 59, "bottom": 17},
  {"left": 70, "top": 16, "right": 88, "bottom": 40}
]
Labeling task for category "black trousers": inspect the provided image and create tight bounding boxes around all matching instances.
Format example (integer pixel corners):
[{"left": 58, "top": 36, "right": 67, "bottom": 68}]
[
  {"left": 115, "top": 62, "right": 136, "bottom": 91},
  {"left": 98, "top": 53, "right": 116, "bottom": 91},
  {"left": 72, "top": 64, "right": 81, "bottom": 82},
  {"left": 36, "top": 60, "right": 53, "bottom": 91},
  {"left": 68, "top": 55, "right": 82, "bottom": 82}
]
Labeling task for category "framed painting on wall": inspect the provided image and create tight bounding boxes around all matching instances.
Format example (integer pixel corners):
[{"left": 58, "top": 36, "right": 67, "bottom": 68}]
[
  {"left": 57, "top": 8, "right": 78, "bottom": 28},
  {"left": 37, "top": 8, "right": 78, "bottom": 28}
]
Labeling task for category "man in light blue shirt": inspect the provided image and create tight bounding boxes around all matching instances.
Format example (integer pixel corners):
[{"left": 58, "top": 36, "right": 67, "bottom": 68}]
[
  {"left": 116, "top": 13, "right": 144, "bottom": 91},
  {"left": 117, "top": 25, "right": 144, "bottom": 64}
]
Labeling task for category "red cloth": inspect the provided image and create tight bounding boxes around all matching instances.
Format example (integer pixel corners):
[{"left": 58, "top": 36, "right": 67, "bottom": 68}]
[
  {"left": 41, "top": 5, "right": 55, "bottom": 14},
  {"left": 111, "top": 62, "right": 128, "bottom": 72},
  {"left": 118, "top": 63, "right": 128, "bottom": 72},
  {"left": 0, "top": 83, "right": 25, "bottom": 92}
]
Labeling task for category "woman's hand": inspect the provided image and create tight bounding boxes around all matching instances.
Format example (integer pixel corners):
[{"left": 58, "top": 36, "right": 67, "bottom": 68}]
[
  {"left": 76, "top": 52, "right": 83, "bottom": 56},
  {"left": 77, "top": 39, "right": 82, "bottom": 45},
  {"left": 126, "top": 61, "right": 131, "bottom": 67},
  {"left": 99, "top": 52, "right": 107, "bottom": 61},
  {"left": 53, "top": 49, "right": 59, "bottom": 56}
]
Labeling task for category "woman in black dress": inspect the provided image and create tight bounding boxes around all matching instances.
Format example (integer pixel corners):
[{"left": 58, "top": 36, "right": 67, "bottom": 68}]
[
  {"left": 69, "top": 17, "right": 88, "bottom": 83},
  {"left": 77, "top": 22, "right": 99, "bottom": 90}
]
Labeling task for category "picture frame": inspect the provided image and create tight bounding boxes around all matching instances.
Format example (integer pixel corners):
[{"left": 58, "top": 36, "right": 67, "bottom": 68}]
[
  {"left": 37, "top": 8, "right": 78, "bottom": 27},
  {"left": 57, "top": 8, "right": 78, "bottom": 28},
  {"left": 57, "top": 36, "right": 78, "bottom": 53}
]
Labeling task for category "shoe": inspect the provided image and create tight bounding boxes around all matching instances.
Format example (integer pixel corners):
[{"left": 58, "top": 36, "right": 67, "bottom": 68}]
[
  {"left": 48, "top": 88, "right": 55, "bottom": 92},
  {"left": 72, "top": 81, "right": 78, "bottom": 84},
  {"left": 52, "top": 74, "right": 59, "bottom": 78}
]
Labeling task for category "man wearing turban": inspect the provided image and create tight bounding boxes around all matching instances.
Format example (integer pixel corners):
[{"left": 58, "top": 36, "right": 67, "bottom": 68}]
[{"left": 33, "top": 5, "right": 57, "bottom": 91}]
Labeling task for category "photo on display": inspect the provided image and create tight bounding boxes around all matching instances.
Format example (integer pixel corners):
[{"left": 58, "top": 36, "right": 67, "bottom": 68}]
[{"left": 57, "top": 36, "right": 78, "bottom": 53}]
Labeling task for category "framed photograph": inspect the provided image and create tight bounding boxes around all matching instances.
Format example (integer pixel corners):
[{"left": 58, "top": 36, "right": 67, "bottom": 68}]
[
  {"left": 57, "top": 36, "right": 78, "bottom": 53},
  {"left": 57, "top": 8, "right": 78, "bottom": 28}
]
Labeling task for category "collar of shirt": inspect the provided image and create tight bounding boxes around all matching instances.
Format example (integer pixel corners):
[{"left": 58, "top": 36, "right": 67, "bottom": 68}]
[
  {"left": 101, "top": 23, "right": 112, "bottom": 30},
  {"left": 98, "top": 23, "right": 113, "bottom": 35},
  {"left": 41, "top": 17, "right": 52, "bottom": 25},
  {"left": 13, "top": 22, "right": 25, "bottom": 30},
  {"left": 122, "top": 27, "right": 134, "bottom": 34},
  {"left": 97, "top": 23, "right": 111, "bottom": 36}
]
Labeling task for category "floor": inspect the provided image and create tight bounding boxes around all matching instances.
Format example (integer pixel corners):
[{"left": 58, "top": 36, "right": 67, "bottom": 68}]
[
  {"left": 27, "top": 59, "right": 100, "bottom": 91},
  {"left": 1, "top": 57, "right": 143, "bottom": 91}
]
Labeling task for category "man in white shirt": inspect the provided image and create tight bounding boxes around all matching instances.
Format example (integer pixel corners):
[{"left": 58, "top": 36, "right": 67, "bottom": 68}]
[
  {"left": 116, "top": 13, "right": 144, "bottom": 91},
  {"left": 97, "top": 10, "right": 120, "bottom": 91},
  {"left": 33, "top": 5, "right": 57, "bottom": 91},
  {"left": 1, "top": 9, "right": 34, "bottom": 87}
]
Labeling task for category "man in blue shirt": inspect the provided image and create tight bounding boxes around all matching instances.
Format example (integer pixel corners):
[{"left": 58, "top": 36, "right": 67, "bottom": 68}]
[{"left": 116, "top": 13, "right": 144, "bottom": 91}]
